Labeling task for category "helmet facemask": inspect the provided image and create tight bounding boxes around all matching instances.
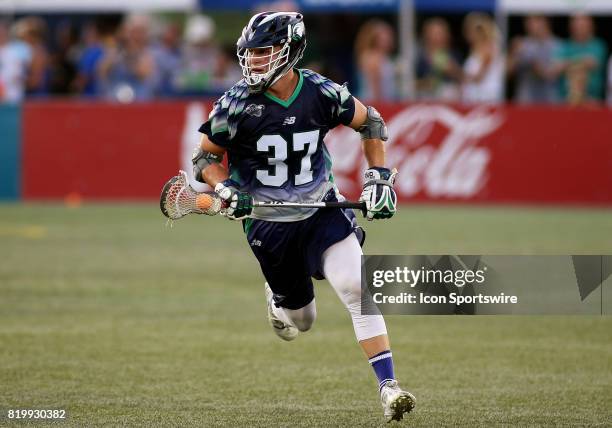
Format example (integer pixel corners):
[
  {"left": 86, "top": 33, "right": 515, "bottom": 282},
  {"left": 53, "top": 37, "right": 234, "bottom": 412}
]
[
  {"left": 237, "top": 43, "right": 291, "bottom": 93},
  {"left": 236, "top": 12, "right": 307, "bottom": 94}
]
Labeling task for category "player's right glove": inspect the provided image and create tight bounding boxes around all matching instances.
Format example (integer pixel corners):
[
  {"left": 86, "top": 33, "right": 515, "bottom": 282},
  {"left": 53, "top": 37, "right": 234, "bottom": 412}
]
[
  {"left": 214, "top": 179, "right": 254, "bottom": 220},
  {"left": 359, "top": 167, "right": 398, "bottom": 221}
]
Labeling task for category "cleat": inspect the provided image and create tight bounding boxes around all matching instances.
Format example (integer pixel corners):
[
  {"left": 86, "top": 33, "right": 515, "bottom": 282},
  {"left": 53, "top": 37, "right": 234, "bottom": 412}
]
[
  {"left": 265, "top": 283, "right": 298, "bottom": 341},
  {"left": 380, "top": 380, "right": 416, "bottom": 422}
]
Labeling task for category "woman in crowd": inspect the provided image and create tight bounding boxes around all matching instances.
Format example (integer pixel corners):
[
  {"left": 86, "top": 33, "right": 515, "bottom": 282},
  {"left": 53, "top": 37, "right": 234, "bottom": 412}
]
[
  {"left": 354, "top": 19, "right": 397, "bottom": 101},
  {"left": 461, "top": 13, "right": 504, "bottom": 103}
]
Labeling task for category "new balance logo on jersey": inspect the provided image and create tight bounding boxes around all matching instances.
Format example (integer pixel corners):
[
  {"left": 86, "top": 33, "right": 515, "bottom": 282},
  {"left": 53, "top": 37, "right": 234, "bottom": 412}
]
[
  {"left": 283, "top": 116, "right": 296, "bottom": 125},
  {"left": 250, "top": 239, "right": 262, "bottom": 247}
]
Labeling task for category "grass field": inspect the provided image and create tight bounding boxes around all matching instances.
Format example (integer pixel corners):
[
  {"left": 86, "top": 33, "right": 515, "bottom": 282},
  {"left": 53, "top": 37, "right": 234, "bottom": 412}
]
[{"left": 1, "top": 203, "right": 611, "bottom": 427}]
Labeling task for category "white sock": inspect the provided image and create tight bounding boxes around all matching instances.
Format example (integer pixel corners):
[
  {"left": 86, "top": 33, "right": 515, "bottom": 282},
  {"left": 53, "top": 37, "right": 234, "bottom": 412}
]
[{"left": 322, "top": 233, "right": 387, "bottom": 342}]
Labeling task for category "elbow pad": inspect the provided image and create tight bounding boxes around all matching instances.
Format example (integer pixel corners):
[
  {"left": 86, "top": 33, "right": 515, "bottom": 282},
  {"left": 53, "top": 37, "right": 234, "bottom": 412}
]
[
  {"left": 357, "top": 106, "right": 388, "bottom": 141},
  {"left": 192, "top": 146, "right": 223, "bottom": 183}
]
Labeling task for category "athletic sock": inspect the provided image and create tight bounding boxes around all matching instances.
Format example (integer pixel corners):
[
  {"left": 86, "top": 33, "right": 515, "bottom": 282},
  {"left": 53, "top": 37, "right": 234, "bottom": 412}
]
[{"left": 369, "top": 350, "right": 395, "bottom": 391}]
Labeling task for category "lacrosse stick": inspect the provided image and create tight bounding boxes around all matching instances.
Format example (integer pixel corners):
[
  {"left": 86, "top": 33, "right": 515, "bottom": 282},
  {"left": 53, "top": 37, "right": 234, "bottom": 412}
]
[{"left": 160, "top": 171, "right": 366, "bottom": 220}]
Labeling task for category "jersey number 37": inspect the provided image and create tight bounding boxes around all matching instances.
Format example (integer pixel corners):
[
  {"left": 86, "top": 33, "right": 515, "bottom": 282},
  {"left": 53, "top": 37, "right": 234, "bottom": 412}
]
[{"left": 256, "top": 130, "right": 319, "bottom": 187}]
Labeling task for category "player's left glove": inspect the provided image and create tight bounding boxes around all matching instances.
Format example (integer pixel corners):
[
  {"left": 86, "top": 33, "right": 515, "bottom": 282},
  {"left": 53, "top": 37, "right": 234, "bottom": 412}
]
[
  {"left": 214, "top": 179, "right": 254, "bottom": 220},
  {"left": 359, "top": 167, "right": 398, "bottom": 221}
]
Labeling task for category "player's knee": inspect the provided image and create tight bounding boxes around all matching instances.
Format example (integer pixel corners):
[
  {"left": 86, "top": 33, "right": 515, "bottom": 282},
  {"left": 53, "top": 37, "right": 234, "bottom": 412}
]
[
  {"left": 292, "top": 316, "right": 315, "bottom": 332},
  {"left": 330, "top": 271, "right": 361, "bottom": 303}
]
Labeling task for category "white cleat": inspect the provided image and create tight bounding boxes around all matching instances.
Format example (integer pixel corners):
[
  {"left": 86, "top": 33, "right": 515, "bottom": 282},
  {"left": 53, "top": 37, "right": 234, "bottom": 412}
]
[
  {"left": 380, "top": 380, "right": 416, "bottom": 422},
  {"left": 264, "top": 283, "right": 298, "bottom": 341}
]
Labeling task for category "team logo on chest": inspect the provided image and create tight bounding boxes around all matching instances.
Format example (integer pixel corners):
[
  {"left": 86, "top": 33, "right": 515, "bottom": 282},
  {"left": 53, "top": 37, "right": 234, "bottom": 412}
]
[
  {"left": 283, "top": 116, "right": 296, "bottom": 125},
  {"left": 245, "top": 104, "right": 265, "bottom": 117}
]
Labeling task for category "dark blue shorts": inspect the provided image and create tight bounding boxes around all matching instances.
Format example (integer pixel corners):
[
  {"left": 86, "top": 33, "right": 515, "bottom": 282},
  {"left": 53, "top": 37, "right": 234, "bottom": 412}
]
[{"left": 244, "top": 195, "right": 364, "bottom": 310}]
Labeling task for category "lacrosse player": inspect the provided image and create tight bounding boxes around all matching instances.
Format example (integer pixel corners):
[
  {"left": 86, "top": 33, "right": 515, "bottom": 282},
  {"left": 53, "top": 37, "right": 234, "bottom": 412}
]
[{"left": 193, "top": 12, "right": 415, "bottom": 422}]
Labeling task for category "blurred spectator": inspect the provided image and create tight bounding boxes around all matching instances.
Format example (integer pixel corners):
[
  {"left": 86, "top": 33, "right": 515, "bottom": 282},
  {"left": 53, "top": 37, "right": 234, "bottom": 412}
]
[
  {"left": 73, "top": 21, "right": 107, "bottom": 97},
  {"left": 14, "top": 17, "right": 50, "bottom": 96},
  {"left": 461, "top": 13, "right": 504, "bottom": 103},
  {"left": 608, "top": 54, "right": 612, "bottom": 105},
  {"left": 210, "top": 45, "right": 242, "bottom": 91},
  {"left": 507, "top": 15, "right": 560, "bottom": 104},
  {"left": 48, "top": 20, "right": 79, "bottom": 94},
  {"left": 553, "top": 13, "right": 607, "bottom": 105},
  {"left": 175, "top": 15, "right": 240, "bottom": 95},
  {"left": 151, "top": 20, "right": 182, "bottom": 97},
  {"left": 354, "top": 19, "right": 397, "bottom": 101},
  {"left": 415, "top": 18, "right": 461, "bottom": 101},
  {"left": 254, "top": 1, "right": 300, "bottom": 13},
  {"left": 176, "top": 15, "right": 222, "bottom": 95},
  {"left": 98, "top": 14, "right": 158, "bottom": 102},
  {"left": 0, "top": 19, "right": 31, "bottom": 103}
]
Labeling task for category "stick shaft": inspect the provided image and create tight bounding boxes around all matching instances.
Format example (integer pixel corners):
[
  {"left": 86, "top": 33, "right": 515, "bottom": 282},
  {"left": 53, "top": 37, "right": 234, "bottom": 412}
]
[{"left": 255, "top": 201, "right": 366, "bottom": 210}]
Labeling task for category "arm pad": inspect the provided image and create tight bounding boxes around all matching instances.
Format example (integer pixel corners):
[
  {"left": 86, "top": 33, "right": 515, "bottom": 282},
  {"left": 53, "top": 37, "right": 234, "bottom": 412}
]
[
  {"left": 357, "top": 106, "right": 388, "bottom": 141},
  {"left": 192, "top": 146, "right": 223, "bottom": 183}
]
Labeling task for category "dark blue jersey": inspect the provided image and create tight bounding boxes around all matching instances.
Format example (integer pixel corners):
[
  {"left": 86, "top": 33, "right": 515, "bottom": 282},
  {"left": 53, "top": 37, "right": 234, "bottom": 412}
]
[{"left": 199, "top": 68, "right": 356, "bottom": 221}]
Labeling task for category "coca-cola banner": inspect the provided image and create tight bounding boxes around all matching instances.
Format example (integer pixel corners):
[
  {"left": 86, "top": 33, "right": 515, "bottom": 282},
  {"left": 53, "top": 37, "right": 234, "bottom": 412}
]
[
  {"left": 21, "top": 101, "right": 612, "bottom": 205},
  {"left": 327, "top": 104, "right": 612, "bottom": 205}
]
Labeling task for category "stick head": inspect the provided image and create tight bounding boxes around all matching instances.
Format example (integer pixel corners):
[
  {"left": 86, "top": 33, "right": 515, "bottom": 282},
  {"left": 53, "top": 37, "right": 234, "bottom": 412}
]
[{"left": 160, "top": 171, "right": 223, "bottom": 219}]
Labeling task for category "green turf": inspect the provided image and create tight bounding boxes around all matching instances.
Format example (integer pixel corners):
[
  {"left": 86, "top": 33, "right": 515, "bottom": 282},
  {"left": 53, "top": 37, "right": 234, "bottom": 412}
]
[{"left": 0, "top": 203, "right": 611, "bottom": 427}]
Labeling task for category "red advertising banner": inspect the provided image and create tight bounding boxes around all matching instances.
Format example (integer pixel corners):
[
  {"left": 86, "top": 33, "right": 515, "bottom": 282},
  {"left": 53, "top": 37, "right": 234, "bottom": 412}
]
[
  {"left": 22, "top": 101, "right": 612, "bottom": 205},
  {"left": 22, "top": 101, "right": 188, "bottom": 200}
]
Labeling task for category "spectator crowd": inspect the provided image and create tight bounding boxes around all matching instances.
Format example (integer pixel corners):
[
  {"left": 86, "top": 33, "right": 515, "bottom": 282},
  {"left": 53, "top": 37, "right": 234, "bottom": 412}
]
[
  {"left": 0, "top": 14, "right": 241, "bottom": 103},
  {"left": 361, "top": 12, "right": 609, "bottom": 105},
  {"left": 0, "top": 11, "right": 611, "bottom": 105}
]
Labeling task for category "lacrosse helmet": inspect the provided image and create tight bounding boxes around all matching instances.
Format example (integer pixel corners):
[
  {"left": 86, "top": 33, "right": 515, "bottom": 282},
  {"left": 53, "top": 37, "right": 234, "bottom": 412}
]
[{"left": 237, "top": 12, "right": 306, "bottom": 94}]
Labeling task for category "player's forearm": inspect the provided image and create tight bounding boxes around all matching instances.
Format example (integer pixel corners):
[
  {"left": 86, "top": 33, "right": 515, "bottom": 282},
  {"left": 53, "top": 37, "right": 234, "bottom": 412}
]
[
  {"left": 196, "top": 134, "right": 229, "bottom": 187},
  {"left": 350, "top": 99, "right": 387, "bottom": 168},
  {"left": 363, "top": 139, "right": 386, "bottom": 168},
  {"left": 202, "top": 164, "right": 230, "bottom": 188}
]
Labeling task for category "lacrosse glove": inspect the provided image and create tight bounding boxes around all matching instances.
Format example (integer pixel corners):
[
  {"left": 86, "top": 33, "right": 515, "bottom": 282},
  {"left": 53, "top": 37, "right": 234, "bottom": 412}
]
[
  {"left": 214, "top": 179, "right": 254, "bottom": 220},
  {"left": 359, "top": 167, "right": 398, "bottom": 221}
]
